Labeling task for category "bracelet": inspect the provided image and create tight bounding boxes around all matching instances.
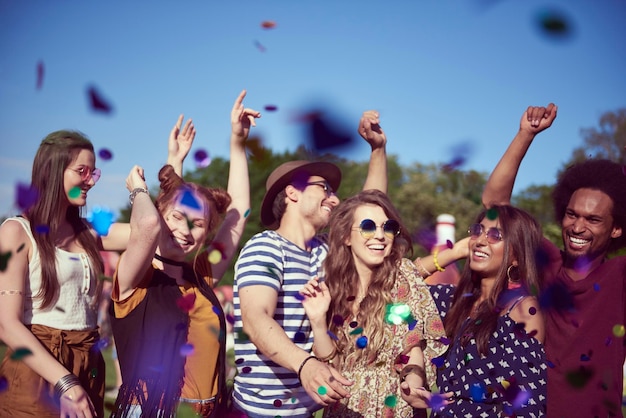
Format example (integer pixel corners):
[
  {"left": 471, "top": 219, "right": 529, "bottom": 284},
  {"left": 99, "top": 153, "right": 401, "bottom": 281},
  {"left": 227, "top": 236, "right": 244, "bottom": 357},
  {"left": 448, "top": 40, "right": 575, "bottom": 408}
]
[
  {"left": 316, "top": 347, "right": 337, "bottom": 363},
  {"left": 414, "top": 258, "right": 431, "bottom": 278},
  {"left": 129, "top": 187, "right": 149, "bottom": 205},
  {"left": 433, "top": 249, "right": 445, "bottom": 272},
  {"left": 54, "top": 373, "right": 81, "bottom": 399},
  {"left": 297, "top": 355, "right": 317, "bottom": 383}
]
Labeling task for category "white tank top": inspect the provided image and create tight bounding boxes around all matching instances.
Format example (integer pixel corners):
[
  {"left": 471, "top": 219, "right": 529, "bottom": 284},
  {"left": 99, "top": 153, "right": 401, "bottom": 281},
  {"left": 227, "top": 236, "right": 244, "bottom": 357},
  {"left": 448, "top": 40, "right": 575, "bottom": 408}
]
[{"left": 5, "top": 217, "right": 98, "bottom": 330}]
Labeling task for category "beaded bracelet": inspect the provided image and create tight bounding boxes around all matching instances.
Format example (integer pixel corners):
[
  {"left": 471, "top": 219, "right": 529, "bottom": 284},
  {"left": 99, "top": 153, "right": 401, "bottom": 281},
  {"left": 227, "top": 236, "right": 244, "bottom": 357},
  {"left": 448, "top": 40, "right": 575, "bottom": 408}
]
[
  {"left": 54, "top": 373, "right": 81, "bottom": 399},
  {"left": 297, "top": 355, "right": 317, "bottom": 383},
  {"left": 433, "top": 249, "right": 446, "bottom": 272}
]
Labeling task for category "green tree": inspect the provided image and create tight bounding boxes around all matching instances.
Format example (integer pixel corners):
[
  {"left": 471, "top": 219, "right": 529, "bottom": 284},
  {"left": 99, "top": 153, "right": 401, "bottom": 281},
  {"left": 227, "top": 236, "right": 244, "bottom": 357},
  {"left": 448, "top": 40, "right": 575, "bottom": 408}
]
[{"left": 569, "top": 108, "right": 626, "bottom": 164}]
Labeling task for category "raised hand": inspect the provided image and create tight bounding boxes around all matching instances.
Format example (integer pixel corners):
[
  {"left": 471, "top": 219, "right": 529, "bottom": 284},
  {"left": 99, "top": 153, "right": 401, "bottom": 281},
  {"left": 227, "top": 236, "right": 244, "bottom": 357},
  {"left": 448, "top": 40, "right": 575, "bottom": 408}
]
[
  {"left": 167, "top": 114, "right": 196, "bottom": 174},
  {"left": 231, "top": 89, "right": 261, "bottom": 142},
  {"left": 520, "top": 103, "right": 558, "bottom": 136},
  {"left": 300, "top": 277, "right": 331, "bottom": 325},
  {"left": 358, "top": 110, "right": 386, "bottom": 150},
  {"left": 125, "top": 165, "right": 147, "bottom": 193}
]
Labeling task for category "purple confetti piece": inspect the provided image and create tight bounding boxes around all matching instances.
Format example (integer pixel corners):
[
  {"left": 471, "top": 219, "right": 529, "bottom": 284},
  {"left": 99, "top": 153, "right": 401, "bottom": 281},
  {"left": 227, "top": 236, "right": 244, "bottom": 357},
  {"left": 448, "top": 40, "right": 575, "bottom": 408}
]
[
  {"left": 180, "top": 343, "right": 195, "bottom": 357},
  {"left": 16, "top": 182, "right": 39, "bottom": 211},
  {"left": 87, "top": 84, "right": 113, "bottom": 114},
  {"left": 194, "top": 149, "right": 211, "bottom": 168},
  {"left": 98, "top": 148, "right": 113, "bottom": 160}
]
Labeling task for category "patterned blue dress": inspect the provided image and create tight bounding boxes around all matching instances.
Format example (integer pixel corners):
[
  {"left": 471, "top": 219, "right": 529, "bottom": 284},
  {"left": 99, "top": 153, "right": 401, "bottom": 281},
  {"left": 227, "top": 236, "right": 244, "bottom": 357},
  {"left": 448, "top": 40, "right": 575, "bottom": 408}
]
[{"left": 428, "top": 285, "right": 547, "bottom": 417}]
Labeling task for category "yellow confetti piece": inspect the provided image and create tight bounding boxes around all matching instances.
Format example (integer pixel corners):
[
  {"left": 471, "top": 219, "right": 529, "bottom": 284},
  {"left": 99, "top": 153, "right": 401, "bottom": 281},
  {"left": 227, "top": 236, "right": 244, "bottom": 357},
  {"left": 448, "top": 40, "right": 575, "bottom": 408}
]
[
  {"left": 501, "top": 380, "right": 510, "bottom": 389},
  {"left": 613, "top": 324, "right": 625, "bottom": 338},
  {"left": 208, "top": 249, "right": 222, "bottom": 264}
]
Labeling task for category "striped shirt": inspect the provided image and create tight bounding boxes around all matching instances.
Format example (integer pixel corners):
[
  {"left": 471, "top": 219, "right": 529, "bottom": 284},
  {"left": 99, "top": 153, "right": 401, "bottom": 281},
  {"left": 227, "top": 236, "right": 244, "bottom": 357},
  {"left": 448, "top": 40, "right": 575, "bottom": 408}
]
[{"left": 232, "top": 230, "right": 327, "bottom": 418}]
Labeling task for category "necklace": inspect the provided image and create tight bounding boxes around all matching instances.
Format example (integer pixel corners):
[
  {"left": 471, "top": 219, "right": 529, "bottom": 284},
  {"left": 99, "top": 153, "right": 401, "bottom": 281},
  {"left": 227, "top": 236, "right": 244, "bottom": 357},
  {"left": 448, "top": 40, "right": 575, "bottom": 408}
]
[{"left": 154, "top": 253, "right": 187, "bottom": 267}]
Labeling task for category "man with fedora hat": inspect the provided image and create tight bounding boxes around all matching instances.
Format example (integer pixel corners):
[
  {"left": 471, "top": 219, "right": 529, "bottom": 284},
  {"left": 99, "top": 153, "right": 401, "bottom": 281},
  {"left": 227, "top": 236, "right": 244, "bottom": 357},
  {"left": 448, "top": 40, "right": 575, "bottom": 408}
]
[{"left": 232, "top": 111, "right": 388, "bottom": 417}]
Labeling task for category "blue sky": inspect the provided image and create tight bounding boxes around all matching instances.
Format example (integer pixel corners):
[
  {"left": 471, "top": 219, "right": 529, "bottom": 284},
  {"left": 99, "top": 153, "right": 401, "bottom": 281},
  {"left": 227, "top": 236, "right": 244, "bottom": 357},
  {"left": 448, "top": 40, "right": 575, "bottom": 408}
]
[{"left": 1, "top": 0, "right": 625, "bottom": 220}]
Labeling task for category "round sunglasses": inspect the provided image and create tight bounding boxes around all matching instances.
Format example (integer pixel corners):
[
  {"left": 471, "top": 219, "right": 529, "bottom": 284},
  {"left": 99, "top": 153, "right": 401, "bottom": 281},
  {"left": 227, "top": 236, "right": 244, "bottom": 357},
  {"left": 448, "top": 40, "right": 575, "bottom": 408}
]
[
  {"left": 353, "top": 218, "right": 400, "bottom": 239},
  {"left": 72, "top": 166, "right": 101, "bottom": 184},
  {"left": 468, "top": 223, "right": 503, "bottom": 244}
]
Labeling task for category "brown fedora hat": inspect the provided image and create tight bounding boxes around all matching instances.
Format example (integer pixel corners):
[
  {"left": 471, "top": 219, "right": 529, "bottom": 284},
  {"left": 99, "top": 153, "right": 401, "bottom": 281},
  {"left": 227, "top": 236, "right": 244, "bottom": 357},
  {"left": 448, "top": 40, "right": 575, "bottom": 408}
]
[{"left": 260, "top": 160, "right": 342, "bottom": 227}]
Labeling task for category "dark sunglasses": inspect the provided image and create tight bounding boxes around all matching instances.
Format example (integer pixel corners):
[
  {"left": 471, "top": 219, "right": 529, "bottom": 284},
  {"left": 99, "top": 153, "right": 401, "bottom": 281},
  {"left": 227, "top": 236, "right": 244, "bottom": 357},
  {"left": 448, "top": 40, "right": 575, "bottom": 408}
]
[
  {"left": 468, "top": 223, "right": 503, "bottom": 244},
  {"left": 72, "top": 166, "right": 101, "bottom": 183},
  {"left": 354, "top": 218, "right": 400, "bottom": 239},
  {"left": 306, "top": 181, "right": 334, "bottom": 198}
]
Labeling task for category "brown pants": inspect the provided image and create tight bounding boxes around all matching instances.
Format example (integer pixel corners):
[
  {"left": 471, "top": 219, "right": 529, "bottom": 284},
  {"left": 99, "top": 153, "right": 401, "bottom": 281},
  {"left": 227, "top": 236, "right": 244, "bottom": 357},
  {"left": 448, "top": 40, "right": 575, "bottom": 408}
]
[{"left": 0, "top": 324, "right": 105, "bottom": 417}]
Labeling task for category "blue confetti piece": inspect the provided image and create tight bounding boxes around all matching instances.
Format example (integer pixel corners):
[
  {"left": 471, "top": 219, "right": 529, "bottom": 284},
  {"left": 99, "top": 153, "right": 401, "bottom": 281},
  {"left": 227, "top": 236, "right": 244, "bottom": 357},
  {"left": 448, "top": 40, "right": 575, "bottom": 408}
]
[
  {"left": 180, "top": 343, "right": 195, "bottom": 356},
  {"left": 327, "top": 330, "right": 339, "bottom": 341},
  {"left": 355, "top": 335, "right": 368, "bottom": 349},
  {"left": 89, "top": 206, "right": 114, "bottom": 236},
  {"left": 470, "top": 383, "right": 485, "bottom": 402},
  {"left": 593, "top": 283, "right": 600, "bottom": 291},
  {"left": 180, "top": 189, "right": 201, "bottom": 210}
]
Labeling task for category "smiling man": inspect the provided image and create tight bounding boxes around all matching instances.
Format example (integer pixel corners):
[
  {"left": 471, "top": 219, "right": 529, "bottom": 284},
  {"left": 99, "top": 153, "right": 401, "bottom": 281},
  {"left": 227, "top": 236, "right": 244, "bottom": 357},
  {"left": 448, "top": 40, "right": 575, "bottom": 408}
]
[
  {"left": 232, "top": 111, "right": 388, "bottom": 418},
  {"left": 482, "top": 103, "right": 626, "bottom": 417}
]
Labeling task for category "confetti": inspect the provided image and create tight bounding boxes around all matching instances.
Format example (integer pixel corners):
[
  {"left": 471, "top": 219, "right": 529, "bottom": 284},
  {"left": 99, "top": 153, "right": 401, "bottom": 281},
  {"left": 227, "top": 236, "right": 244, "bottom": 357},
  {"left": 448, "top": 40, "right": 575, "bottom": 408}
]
[
  {"left": 87, "top": 85, "right": 113, "bottom": 114},
  {"left": 317, "top": 385, "right": 327, "bottom": 395},
  {"left": 428, "top": 393, "right": 446, "bottom": 411},
  {"left": 440, "top": 337, "right": 451, "bottom": 345},
  {"left": 208, "top": 249, "right": 222, "bottom": 264},
  {"left": 194, "top": 149, "right": 211, "bottom": 168},
  {"left": 244, "top": 208, "right": 251, "bottom": 218},
  {"left": 35, "top": 224, "right": 49, "bottom": 234},
  {"left": 446, "top": 240, "right": 454, "bottom": 249},
  {"left": 355, "top": 335, "right": 368, "bottom": 348},
  {"left": 68, "top": 186, "right": 81, "bottom": 199},
  {"left": 98, "top": 148, "right": 113, "bottom": 160},
  {"left": 36, "top": 60, "right": 44, "bottom": 90},
  {"left": 384, "top": 395, "right": 397, "bottom": 408},
  {"left": 470, "top": 383, "right": 485, "bottom": 401},
  {"left": 486, "top": 208, "right": 498, "bottom": 220},
  {"left": 176, "top": 293, "right": 196, "bottom": 312},
  {"left": 261, "top": 20, "right": 276, "bottom": 29},
  {"left": 528, "top": 307, "right": 537, "bottom": 315},
  {"left": 332, "top": 314, "right": 345, "bottom": 326},
  {"left": 536, "top": 7, "right": 574, "bottom": 40},
  {"left": 89, "top": 206, "right": 115, "bottom": 236},
  {"left": 294, "top": 331, "right": 306, "bottom": 343},
  {"left": 241, "top": 366, "right": 252, "bottom": 373},
  {"left": 180, "top": 343, "right": 195, "bottom": 356},
  {"left": 253, "top": 40, "right": 266, "bottom": 52},
  {"left": 326, "top": 330, "right": 339, "bottom": 341},
  {"left": 306, "top": 110, "right": 355, "bottom": 151},
  {"left": 431, "top": 356, "right": 446, "bottom": 367},
  {"left": 10, "top": 347, "right": 33, "bottom": 361},
  {"left": 565, "top": 367, "right": 593, "bottom": 388},
  {"left": 90, "top": 368, "right": 98, "bottom": 378},
  {"left": 0, "top": 252, "right": 11, "bottom": 272},
  {"left": 179, "top": 189, "right": 201, "bottom": 210},
  {"left": 16, "top": 182, "right": 39, "bottom": 211},
  {"left": 0, "top": 376, "right": 7, "bottom": 393},
  {"left": 593, "top": 283, "right": 600, "bottom": 292},
  {"left": 273, "top": 399, "right": 282, "bottom": 407},
  {"left": 613, "top": 324, "right": 625, "bottom": 337},
  {"left": 264, "top": 105, "right": 278, "bottom": 112},
  {"left": 349, "top": 327, "right": 363, "bottom": 335}
]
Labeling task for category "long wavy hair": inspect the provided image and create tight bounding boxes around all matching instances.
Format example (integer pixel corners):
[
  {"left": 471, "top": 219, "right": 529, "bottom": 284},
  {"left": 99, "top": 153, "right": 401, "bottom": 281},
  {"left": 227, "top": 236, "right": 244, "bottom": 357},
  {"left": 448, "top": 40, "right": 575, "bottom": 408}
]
[
  {"left": 155, "top": 165, "right": 231, "bottom": 271},
  {"left": 325, "top": 190, "right": 413, "bottom": 367},
  {"left": 444, "top": 205, "right": 543, "bottom": 356},
  {"left": 26, "top": 130, "right": 104, "bottom": 309}
]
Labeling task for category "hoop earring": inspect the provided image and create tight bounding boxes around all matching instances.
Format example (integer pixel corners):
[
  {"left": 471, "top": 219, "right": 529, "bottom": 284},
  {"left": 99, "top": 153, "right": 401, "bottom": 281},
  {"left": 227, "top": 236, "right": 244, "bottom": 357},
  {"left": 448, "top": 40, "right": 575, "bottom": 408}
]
[{"left": 507, "top": 265, "right": 521, "bottom": 290}]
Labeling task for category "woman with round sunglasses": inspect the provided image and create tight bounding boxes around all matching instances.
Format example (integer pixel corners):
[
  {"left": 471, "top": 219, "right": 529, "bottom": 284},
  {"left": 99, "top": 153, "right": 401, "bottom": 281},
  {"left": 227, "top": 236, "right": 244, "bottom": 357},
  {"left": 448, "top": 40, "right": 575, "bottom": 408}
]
[
  {"left": 0, "top": 131, "right": 107, "bottom": 417},
  {"left": 428, "top": 205, "right": 547, "bottom": 417},
  {"left": 0, "top": 117, "right": 196, "bottom": 417},
  {"left": 300, "top": 189, "right": 448, "bottom": 417}
]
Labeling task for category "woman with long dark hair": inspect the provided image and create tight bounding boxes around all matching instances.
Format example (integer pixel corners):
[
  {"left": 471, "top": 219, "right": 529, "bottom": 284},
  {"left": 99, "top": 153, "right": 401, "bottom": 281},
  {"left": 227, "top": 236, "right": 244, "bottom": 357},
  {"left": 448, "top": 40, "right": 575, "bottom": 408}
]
[{"left": 430, "top": 205, "right": 547, "bottom": 417}]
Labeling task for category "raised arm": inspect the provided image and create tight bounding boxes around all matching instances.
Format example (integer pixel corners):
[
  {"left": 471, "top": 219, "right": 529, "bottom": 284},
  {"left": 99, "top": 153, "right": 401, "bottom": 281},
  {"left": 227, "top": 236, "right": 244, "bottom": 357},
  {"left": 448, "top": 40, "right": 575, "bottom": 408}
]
[
  {"left": 358, "top": 110, "right": 388, "bottom": 193},
  {"left": 115, "top": 166, "right": 161, "bottom": 300},
  {"left": 482, "top": 104, "right": 558, "bottom": 208},
  {"left": 209, "top": 90, "right": 259, "bottom": 282},
  {"left": 167, "top": 114, "right": 196, "bottom": 177}
]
